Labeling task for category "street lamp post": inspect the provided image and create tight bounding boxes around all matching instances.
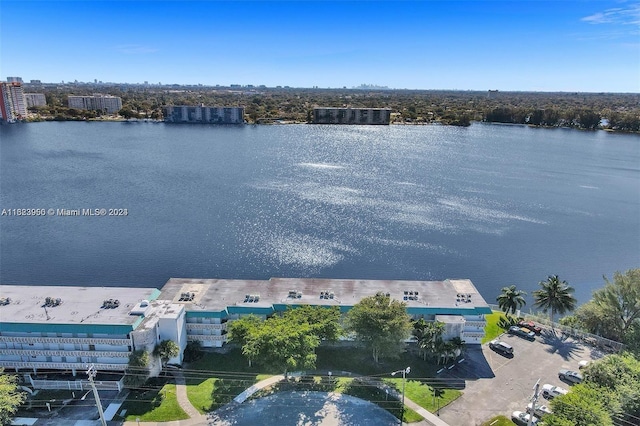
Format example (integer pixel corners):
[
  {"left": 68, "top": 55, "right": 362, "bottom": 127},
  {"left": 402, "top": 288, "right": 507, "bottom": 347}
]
[
  {"left": 87, "top": 365, "right": 107, "bottom": 426},
  {"left": 391, "top": 367, "right": 411, "bottom": 425}
]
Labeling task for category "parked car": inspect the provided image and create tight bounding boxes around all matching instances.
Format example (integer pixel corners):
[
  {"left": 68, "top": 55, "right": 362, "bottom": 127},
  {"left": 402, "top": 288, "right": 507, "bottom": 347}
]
[
  {"left": 508, "top": 325, "right": 536, "bottom": 340},
  {"left": 518, "top": 320, "right": 542, "bottom": 334},
  {"left": 541, "top": 384, "right": 568, "bottom": 399},
  {"left": 578, "top": 360, "right": 590, "bottom": 369},
  {"left": 559, "top": 369, "right": 583, "bottom": 384},
  {"left": 512, "top": 410, "right": 539, "bottom": 426},
  {"left": 527, "top": 402, "right": 552, "bottom": 417},
  {"left": 489, "top": 339, "right": 513, "bottom": 355}
]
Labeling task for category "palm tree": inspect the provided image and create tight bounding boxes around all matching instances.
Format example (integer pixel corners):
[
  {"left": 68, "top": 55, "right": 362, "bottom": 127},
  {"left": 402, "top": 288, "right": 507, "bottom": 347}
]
[
  {"left": 496, "top": 285, "right": 527, "bottom": 316},
  {"left": 533, "top": 275, "right": 577, "bottom": 324},
  {"left": 449, "top": 337, "right": 466, "bottom": 358},
  {"left": 437, "top": 340, "right": 457, "bottom": 365},
  {"left": 412, "top": 319, "right": 445, "bottom": 361}
]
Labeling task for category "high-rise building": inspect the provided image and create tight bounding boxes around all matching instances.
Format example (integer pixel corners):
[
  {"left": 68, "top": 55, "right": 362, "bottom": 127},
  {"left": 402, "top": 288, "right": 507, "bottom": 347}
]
[
  {"left": 163, "top": 105, "right": 244, "bottom": 124},
  {"left": 68, "top": 94, "right": 122, "bottom": 113},
  {"left": 25, "top": 93, "right": 46, "bottom": 108},
  {"left": 6, "top": 76, "right": 23, "bottom": 83},
  {"left": 0, "top": 82, "right": 27, "bottom": 123},
  {"left": 312, "top": 107, "right": 391, "bottom": 125}
]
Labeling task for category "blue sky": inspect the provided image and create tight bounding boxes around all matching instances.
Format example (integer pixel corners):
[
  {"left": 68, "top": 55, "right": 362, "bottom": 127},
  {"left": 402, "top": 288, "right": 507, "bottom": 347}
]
[{"left": 1, "top": 0, "right": 639, "bottom": 92}]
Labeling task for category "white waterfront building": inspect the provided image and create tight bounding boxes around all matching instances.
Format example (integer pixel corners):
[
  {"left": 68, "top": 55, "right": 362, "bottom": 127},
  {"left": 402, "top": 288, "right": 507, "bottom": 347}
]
[
  {"left": 0, "top": 278, "right": 490, "bottom": 385},
  {"left": 312, "top": 107, "right": 391, "bottom": 124},
  {"left": 67, "top": 94, "right": 123, "bottom": 113},
  {"left": 25, "top": 93, "right": 46, "bottom": 108},
  {"left": 163, "top": 105, "right": 244, "bottom": 124}
]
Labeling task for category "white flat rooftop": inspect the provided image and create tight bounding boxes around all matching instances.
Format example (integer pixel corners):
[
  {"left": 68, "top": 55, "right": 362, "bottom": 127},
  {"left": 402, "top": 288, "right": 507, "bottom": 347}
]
[
  {"left": 159, "top": 277, "right": 489, "bottom": 312},
  {"left": 0, "top": 285, "right": 158, "bottom": 326}
]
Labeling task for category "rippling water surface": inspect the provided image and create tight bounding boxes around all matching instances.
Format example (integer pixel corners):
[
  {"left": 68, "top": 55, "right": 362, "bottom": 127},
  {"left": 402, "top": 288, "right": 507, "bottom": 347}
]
[{"left": 1, "top": 122, "right": 638, "bottom": 303}]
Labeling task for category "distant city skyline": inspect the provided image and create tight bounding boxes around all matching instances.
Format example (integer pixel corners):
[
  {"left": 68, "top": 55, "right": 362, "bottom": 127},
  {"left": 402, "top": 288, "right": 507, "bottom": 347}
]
[{"left": 1, "top": 0, "right": 639, "bottom": 93}]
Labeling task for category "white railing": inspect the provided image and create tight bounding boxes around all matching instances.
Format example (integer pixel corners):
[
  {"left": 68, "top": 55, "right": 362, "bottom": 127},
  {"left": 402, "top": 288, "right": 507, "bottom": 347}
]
[
  {"left": 28, "top": 377, "right": 124, "bottom": 391},
  {"left": 0, "top": 361, "right": 127, "bottom": 371},
  {"left": 0, "top": 336, "right": 131, "bottom": 346},
  {"left": 0, "top": 349, "right": 130, "bottom": 358},
  {"left": 186, "top": 323, "right": 227, "bottom": 331},
  {"left": 187, "top": 335, "right": 228, "bottom": 342}
]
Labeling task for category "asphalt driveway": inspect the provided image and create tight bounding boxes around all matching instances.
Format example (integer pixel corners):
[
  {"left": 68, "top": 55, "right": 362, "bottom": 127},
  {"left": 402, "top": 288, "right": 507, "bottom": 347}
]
[{"left": 437, "top": 329, "right": 606, "bottom": 426}]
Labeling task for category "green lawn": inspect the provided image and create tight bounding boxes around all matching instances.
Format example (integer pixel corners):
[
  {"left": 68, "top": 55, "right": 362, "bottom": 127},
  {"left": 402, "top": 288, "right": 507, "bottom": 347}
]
[
  {"left": 187, "top": 375, "right": 271, "bottom": 414},
  {"left": 122, "top": 382, "right": 188, "bottom": 422},
  {"left": 126, "top": 344, "right": 466, "bottom": 422},
  {"left": 483, "top": 311, "right": 507, "bottom": 343},
  {"left": 185, "top": 350, "right": 275, "bottom": 414},
  {"left": 481, "top": 415, "right": 517, "bottom": 426},
  {"left": 383, "top": 378, "right": 462, "bottom": 412},
  {"left": 316, "top": 346, "right": 443, "bottom": 378}
]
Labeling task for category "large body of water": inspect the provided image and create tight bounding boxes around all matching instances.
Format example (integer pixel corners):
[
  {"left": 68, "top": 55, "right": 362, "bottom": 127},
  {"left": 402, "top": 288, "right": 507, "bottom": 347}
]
[{"left": 1, "top": 122, "right": 638, "bottom": 305}]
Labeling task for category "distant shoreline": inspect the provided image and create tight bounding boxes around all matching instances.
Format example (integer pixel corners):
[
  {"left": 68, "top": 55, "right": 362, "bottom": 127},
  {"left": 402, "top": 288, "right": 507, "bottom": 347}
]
[{"left": 13, "top": 117, "right": 639, "bottom": 134}]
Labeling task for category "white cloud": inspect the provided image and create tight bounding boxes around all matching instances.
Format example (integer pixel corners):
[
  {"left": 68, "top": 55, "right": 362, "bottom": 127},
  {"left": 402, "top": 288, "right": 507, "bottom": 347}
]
[{"left": 581, "top": 3, "right": 640, "bottom": 25}]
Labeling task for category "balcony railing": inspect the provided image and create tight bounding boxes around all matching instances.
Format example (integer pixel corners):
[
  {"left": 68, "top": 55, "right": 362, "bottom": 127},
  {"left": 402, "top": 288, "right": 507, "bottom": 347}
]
[
  {"left": 0, "top": 361, "right": 127, "bottom": 371},
  {"left": 187, "top": 335, "right": 228, "bottom": 342},
  {"left": 186, "top": 323, "right": 227, "bottom": 331},
  {"left": 0, "top": 336, "right": 131, "bottom": 346},
  {"left": 0, "top": 349, "right": 130, "bottom": 358}
]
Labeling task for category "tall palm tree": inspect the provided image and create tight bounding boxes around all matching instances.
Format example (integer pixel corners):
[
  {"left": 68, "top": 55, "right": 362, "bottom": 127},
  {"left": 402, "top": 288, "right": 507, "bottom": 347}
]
[
  {"left": 496, "top": 285, "right": 527, "bottom": 316},
  {"left": 533, "top": 275, "right": 577, "bottom": 324}
]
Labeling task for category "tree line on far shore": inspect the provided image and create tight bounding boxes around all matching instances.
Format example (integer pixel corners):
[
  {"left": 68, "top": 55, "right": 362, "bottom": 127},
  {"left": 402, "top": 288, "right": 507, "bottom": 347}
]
[{"left": 24, "top": 85, "right": 640, "bottom": 132}]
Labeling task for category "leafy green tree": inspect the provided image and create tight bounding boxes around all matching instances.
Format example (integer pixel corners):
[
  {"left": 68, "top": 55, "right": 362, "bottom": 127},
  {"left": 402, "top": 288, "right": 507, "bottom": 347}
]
[
  {"left": 228, "top": 315, "right": 262, "bottom": 348},
  {"left": 529, "top": 109, "right": 544, "bottom": 125},
  {"left": 282, "top": 305, "right": 342, "bottom": 341},
  {"left": 154, "top": 340, "right": 180, "bottom": 367},
  {"left": 496, "top": 285, "right": 527, "bottom": 316},
  {"left": 229, "top": 315, "right": 265, "bottom": 367},
  {"left": 593, "top": 269, "right": 640, "bottom": 342},
  {"left": 183, "top": 340, "right": 203, "bottom": 363},
  {"left": 243, "top": 316, "right": 319, "bottom": 377},
  {"left": 123, "top": 350, "right": 150, "bottom": 388},
  {"left": 547, "top": 383, "right": 614, "bottom": 426},
  {"left": 118, "top": 108, "right": 138, "bottom": 119},
  {"left": 541, "top": 417, "right": 577, "bottom": 426},
  {"left": 345, "top": 292, "right": 412, "bottom": 363},
  {"left": 570, "top": 269, "right": 640, "bottom": 352},
  {"left": 0, "top": 369, "right": 25, "bottom": 425},
  {"left": 578, "top": 109, "right": 601, "bottom": 130},
  {"left": 542, "top": 108, "right": 560, "bottom": 126},
  {"left": 533, "top": 275, "right": 577, "bottom": 324},
  {"left": 582, "top": 352, "right": 640, "bottom": 420}
]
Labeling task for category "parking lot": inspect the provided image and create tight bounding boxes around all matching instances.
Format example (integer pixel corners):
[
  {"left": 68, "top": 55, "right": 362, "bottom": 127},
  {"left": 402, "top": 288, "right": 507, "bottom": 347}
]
[{"left": 437, "top": 328, "right": 606, "bottom": 426}]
